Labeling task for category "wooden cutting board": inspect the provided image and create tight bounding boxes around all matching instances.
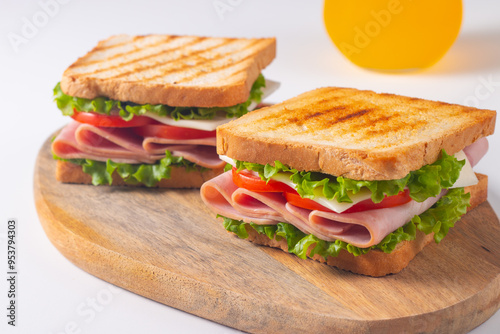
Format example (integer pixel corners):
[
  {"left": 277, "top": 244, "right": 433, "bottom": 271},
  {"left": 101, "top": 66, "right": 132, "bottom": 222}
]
[{"left": 34, "top": 135, "right": 500, "bottom": 334}]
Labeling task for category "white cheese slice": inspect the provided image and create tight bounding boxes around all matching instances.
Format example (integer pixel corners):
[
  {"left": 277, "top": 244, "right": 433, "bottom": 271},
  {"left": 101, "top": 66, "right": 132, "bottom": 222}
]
[
  {"left": 450, "top": 150, "right": 478, "bottom": 188},
  {"left": 144, "top": 79, "right": 280, "bottom": 131},
  {"left": 312, "top": 188, "right": 372, "bottom": 213},
  {"left": 247, "top": 79, "right": 280, "bottom": 111},
  {"left": 144, "top": 113, "right": 230, "bottom": 131},
  {"left": 219, "top": 155, "right": 236, "bottom": 166}
]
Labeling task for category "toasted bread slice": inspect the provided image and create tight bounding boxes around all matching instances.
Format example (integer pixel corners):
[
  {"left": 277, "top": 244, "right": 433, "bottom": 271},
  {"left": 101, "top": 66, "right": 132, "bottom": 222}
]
[
  {"left": 61, "top": 34, "right": 276, "bottom": 107},
  {"left": 240, "top": 173, "right": 488, "bottom": 277},
  {"left": 56, "top": 160, "right": 224, "bottom": 188},
  {"left": 217, "top": 87, "right": 496, "bottom": 180}
]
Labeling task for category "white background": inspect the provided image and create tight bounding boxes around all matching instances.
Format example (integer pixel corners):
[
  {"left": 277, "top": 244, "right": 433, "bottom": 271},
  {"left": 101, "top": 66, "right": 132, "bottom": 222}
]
[{"left": 1, "top": 0, "right": 499, "bottom": 333}]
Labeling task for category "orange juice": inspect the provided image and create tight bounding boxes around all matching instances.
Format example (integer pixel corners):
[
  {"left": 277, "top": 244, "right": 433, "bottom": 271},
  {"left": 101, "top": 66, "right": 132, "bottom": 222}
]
[{"left": 324, "top": 0, "right": 462, "bottom": 70}]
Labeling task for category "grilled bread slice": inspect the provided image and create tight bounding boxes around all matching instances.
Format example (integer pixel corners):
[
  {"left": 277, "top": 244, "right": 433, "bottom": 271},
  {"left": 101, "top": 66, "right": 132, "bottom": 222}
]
[
  {"left": 60, "top": 34, "right": 276, "bottom": 107},
  {"left": 217, "top": 87, "right": 496, "bottom": 180},
  {"left": 56, "top": 160, "right": 224, "bottom": 188}
]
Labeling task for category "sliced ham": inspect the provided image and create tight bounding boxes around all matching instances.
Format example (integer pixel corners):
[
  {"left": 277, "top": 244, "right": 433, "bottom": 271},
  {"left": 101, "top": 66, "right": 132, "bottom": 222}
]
[
  {"left": 463, "top": 137, "right": 488, "bottom": 167},
  {"left": 201, "top": 171, "right": 280, "bottom": 225},
  {"left": 145, "top": 144, "right": 225, "bottom": 169},
  {"left": 75, "top": 123, "right": 163, "bottom": 163},
  {"left": 52, "top": 121, "right": 222, "bottom": 168},
  {"left": 231, "top": 189, "right": 288, "bottom": 221},
  {"left": 52, "top": 121, "right": 162, "bottom": 163},
  {"left": 143, "top": 136, "right": 216, "bottom": 153},
  {"left": 305, "top": 193, "right": 443, "bottom": 246},
  {"left": 201, "top": 171, "right": 445, "bottom": 248},
  {"left": 52, "top": 121, "right": 87, "bottom": 157}
]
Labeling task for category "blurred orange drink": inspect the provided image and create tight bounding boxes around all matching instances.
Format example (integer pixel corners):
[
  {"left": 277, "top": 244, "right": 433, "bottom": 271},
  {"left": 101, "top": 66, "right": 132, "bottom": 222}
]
[{"left": 323, "top": 0, "right": 462, "bottom": 70}]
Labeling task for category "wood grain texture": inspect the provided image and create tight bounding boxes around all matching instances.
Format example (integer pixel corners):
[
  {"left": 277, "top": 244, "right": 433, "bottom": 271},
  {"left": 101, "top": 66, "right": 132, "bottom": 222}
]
[{"left": 34, "top": 135, "right": 500, "bottom": 333}]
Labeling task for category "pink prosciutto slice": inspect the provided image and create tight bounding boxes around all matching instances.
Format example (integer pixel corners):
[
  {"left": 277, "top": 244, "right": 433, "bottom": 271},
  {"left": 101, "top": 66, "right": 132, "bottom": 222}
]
[{"left": 52, "top": 121, "right": 223, "bottom": 168}]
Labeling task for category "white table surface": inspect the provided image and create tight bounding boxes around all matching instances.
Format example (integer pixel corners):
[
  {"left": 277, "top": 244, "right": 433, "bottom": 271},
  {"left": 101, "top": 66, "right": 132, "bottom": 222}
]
[{"left": 1, "top": 0, "right": 499, "bottom": 333}]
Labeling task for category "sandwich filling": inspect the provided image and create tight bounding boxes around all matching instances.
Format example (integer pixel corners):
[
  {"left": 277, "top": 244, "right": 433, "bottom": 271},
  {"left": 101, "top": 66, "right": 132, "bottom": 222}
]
[
  {"left": 200, "top": 140, "right": 488, "bottom": 258},
  {"left": 52, "top": 75, "right": 275, "bottom": 186}
]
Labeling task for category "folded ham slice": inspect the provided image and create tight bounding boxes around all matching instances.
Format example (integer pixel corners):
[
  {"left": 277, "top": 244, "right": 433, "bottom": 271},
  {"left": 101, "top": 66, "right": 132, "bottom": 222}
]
[
  {"left": 52, "top": 121, "right": 224, "bottom": 168},
  {"left": 201, "top": 172, "right": 281, "bottom": 225},
  {"left": 143, "top": 136, "right": 217, "bottom": 152},
  {"left": 201, "top": 171, "right": 445, "bottom": 248},
  {"left": 52, "top": 121, "right": 158, "bottom": 163},
  {"left": 290, "top": 194, "right": 443, "bottom": 246},
  {"left": 463, "top": 137, "right": 488, "bottom": 167},
  {"left": 143, "top": 139, "right": 225, "bottom": 169}
]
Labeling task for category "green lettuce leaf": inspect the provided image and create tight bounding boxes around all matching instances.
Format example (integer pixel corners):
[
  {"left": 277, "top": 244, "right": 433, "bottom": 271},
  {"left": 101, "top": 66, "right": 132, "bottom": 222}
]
[
  {"left": 81, "top": 159, "right": 113, "bottom": 185},
  {"left": 219, "top": 187, "right": 470, "bottom": 258},
  {"left": 235, "top": 150, "right": 464, "bottom": 204},
  {"left": 220, "top": 214, "right": 249, "bottom": 239},
  {"left": 54, "top": 151, "right": 205, "bottom": 187},
  {"left": 53, "top": 74, "right": 266, "bottom": 121},
  {"left": 223, "top": 163, "right": 233, "bottom": 172},
  {"left": 413, "top": 188, "right": 470, "bottom": 243}
]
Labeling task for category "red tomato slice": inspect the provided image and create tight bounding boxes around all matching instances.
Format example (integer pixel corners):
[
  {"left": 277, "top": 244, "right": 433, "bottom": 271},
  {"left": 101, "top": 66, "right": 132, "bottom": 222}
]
[
  {"left": 343, "top": 189, "right": 411, "bottom": 213},
  {"left": 132, "top": 124, "right": 216, "bottom": 140},
  {"left": 71, "top": 109, "right": 154, "bottom": 127},
  {"left": 285, "top": 189, "right": 412, "bottom": 213},
  {"left": 231, "top": 167, "right": 296, "bottom": 193},
  {"left": 284, "top": 192, "right": 333, "bottom": 212}
]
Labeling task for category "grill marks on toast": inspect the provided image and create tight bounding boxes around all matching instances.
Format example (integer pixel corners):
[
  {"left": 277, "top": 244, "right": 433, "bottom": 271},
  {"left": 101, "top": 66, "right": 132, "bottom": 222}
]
[
  {"left": 93, "top": 35, "right": 148, "bottom": 52},
  {"left": 226, "top": 87, "right": 495, "bottom": 150},
  {"left": 104, "top": 37, "right": 231, "bottom": 81},
  {"left": 265, "top": 102, "right": 377, "bottom": 133},
  {"left": 70, "top": 35, "right": 153, "bottom": 67},
  {"left": 328, "top": 108, "right": 373, "bottom": 126},
  {"left": 142, "top": 39, "right": 264, "bottom": 86},
  {"left": 69, "top": 35, "right": 184, "bottom": 70},
  {"left": 363, "top": 114, "right": 429, "bottom": 137},
  {"left": 217, "top": 87, "right": 496, "bottom": 180},
  {"left": 67, "top": 36, "right": 265, "bottom": 87},
  {"left": 68, "top": 36, "right": 207, "bottom": 78},
  {"left": 278, "top": 101, "right": 431, "bottom": 141}
]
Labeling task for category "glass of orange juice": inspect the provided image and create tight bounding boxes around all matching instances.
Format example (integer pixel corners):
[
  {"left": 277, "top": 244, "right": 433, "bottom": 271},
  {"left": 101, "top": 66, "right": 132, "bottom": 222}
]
[{"left": 323, "top": 0, "right": 462, "bottom": 71}]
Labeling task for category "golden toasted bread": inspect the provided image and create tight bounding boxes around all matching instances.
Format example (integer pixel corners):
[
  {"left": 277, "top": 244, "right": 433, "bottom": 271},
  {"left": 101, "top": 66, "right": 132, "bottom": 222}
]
[
  {"left": 56, "top": 160, "right": 224, "bottom": 188},
  {"left": 217, "top": 87, "right": 496, "bottom": 180},
  {"left": 60, "top": 34, "right": 276, "bottom": 107}
]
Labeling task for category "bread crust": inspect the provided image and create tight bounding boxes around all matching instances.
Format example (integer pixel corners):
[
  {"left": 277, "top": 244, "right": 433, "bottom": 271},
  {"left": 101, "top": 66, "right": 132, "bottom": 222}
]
[
  {"left": 217, "top": 87, "right": 496, "bottom": 180},
  {"left": 60, "top": 34, "right": 276, "bottom": 107},
  {"left": 231, "top": 174, "right": 488, "bottom": 277},
  {"left": 56, "top": 160, "right": 224, "bottom": 188}
]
